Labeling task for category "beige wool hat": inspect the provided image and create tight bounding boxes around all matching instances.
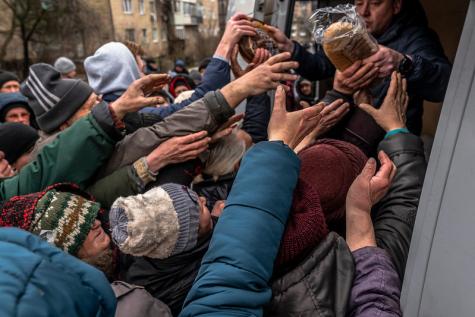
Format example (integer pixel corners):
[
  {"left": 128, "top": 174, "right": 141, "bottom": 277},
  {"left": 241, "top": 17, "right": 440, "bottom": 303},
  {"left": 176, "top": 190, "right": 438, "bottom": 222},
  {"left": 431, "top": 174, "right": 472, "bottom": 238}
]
[{"left": 109, "top": 184, "right": 201, "bottom": 259}]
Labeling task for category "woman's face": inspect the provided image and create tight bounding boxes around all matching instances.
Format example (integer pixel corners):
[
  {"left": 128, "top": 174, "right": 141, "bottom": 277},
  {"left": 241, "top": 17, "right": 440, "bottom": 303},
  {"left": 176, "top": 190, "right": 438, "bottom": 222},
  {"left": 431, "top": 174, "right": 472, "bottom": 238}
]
[{"left": 77, "top": 219, "right": 110, "bottom": 259}]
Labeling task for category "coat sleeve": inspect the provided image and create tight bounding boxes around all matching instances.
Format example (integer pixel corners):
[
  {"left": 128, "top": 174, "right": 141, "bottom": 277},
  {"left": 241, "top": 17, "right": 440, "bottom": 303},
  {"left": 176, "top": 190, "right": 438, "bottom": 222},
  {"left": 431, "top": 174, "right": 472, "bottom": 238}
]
[
  {"left": 292, "top": 42, "right": 335, "bottom": 81},
  {"left": 349, "top": 247, "right": 402, "bottom": 317},
  {"left": 140, "top": 57, "right": 231, "bottom": 118},
  {"left": 179, "top": 142, "right": 301, "bottom": 317},
  {"left": 87, "top": 165, "right": 140, "bottom": 209},
  {"left": 101, "top": 90, "right": 235, "bottom": 177},
  {"left": 0, "top": 102, "right": 120, "bottom": 201},
  {"left": 241, "top": 94, "right": 271, "bottom": 143},
  {"left": 373, "top": 133, "right": 427, "bottom": 279},
  {"left": 404, "top": 28, "right": 452, "bottom": 102}
]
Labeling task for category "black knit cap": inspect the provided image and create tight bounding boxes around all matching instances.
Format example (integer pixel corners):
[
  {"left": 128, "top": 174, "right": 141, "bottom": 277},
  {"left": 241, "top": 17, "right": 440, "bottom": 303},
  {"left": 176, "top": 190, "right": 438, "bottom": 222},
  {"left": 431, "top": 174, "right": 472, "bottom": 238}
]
[
  {"left": 20, "top": 63, "right": 93, "bottom": 133},
  {"left": 0, "top": 122, "right": 39, "bottom": 163},
  {"left": 0, "top": 71, "right": 19, "bottom": 89}
]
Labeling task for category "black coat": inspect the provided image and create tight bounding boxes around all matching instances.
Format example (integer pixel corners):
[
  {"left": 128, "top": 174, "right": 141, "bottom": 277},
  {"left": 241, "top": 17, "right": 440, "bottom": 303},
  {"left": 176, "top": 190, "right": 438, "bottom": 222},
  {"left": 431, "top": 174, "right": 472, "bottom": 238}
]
[
  {"left": 265, "top": 232, "right": 354, "bottom": 317},
  {"left": 120, "top": 235, "right": 211, "bottom": 317}
]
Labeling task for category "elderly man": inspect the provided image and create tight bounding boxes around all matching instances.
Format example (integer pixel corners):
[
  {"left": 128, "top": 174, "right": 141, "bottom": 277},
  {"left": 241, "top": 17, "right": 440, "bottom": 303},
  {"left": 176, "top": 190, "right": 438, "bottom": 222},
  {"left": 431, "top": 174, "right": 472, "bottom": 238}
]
[{"left": 269, "top": 0, "right": 451, "bottom": 136}]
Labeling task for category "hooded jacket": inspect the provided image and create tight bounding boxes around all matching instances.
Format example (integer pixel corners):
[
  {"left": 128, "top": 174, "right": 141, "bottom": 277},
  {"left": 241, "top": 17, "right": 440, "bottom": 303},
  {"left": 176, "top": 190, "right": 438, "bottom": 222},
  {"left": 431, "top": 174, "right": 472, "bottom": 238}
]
[
  {"left": 84, "top": 42, "right": 140, "bottom": 98},
  {"left": 293, "top": 1, "right": 451, "bottom": 135},
  {"left": 0, "top": 227, "right": 116, "bottom": 317}
]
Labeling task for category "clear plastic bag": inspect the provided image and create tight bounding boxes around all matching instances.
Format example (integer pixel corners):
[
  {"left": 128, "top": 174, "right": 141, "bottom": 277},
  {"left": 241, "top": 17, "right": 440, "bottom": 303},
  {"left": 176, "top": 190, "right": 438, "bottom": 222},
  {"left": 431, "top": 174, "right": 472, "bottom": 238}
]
[{"left": 309, "top": 4, "right": 379, "bottom": 71}]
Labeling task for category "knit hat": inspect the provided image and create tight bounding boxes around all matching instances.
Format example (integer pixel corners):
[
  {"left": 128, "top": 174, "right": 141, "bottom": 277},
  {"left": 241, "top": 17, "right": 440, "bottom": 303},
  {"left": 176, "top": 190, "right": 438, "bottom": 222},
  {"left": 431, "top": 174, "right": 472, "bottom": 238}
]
[
  {"left": 20, "top": 63, "right": 93, "bottom": 133},
  {"left": 298, "top": 139, "right": 367, "bottom": 224},
  {"left": 54, "top": 57, "right": 76, "bottom": 74},
  {"left": 275, "top": 139, "right": 367, "bottom": 270},
  {"left": 0, "top": 183, "right": 101, "bottom": 255},
  {"left": 0, "top": 71, "right": 19, "bottom": 89},
  {"left": 0, "top": 122, "right": 38, "bottom": 163},
  {"left": 84, "top": 42, "right": 140, "bottom": 96},
  {"left": 275, "top": 178, "right": 329, "bottom": 269},
  {"left": 0, "top": 92, "right": 32, "bottom": 122},
  {"left": 109, "top": 184, "right": 201, "bottom": 259}
]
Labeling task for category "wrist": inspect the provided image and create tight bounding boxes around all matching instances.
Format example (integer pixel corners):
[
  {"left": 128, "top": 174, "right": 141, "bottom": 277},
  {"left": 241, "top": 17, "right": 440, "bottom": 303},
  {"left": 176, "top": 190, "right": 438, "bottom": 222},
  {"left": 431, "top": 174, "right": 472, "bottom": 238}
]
[
  {"left": 384, "top": 127, "right": 409, "bottom": 138},
  {"left": 221, "top": 80, "right": 249, "bottom": 108},
  {"left": 145, "top": 153, "right": 165, "bottom": 173},
  {"left": 215, "top": 42, "right": 233, "bottom": 61},
  {"left": 285, "top": 40, "right": 295, "bottom": 54},
  {"left": 109, "top": 101, "right": 127, "bottom": 120}
]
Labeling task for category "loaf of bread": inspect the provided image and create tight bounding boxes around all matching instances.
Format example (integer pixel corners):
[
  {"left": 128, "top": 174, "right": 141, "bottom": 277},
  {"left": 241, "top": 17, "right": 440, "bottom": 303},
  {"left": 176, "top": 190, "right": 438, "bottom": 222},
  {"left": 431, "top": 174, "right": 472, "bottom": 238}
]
[
  {"left": 323, "top": 21, "right": 378, "bottom": 71},
  {"left": 239, "top": 20, "right": 278, "bottom": 63}
]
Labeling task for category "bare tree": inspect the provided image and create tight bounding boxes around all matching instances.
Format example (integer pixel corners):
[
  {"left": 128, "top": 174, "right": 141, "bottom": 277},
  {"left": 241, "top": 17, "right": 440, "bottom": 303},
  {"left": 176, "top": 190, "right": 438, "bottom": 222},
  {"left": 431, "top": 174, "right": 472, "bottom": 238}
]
[
  {"left": 0, "top": 0, "right": 103, "bottom": 76},
  {"left": 0, "top": 0, "right": 50, "bottom": 76}
]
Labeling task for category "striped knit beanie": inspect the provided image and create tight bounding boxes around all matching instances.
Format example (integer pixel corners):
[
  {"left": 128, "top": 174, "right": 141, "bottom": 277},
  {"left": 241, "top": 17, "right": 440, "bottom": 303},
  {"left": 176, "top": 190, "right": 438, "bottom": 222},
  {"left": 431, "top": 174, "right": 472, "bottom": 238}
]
[
  {"left": 20, "top": 63, "right": 93, "bottom": 133},
  {"left": 0, "top": 183, "right": 101, "bottom": 255},
  {"left": 109, "top": 184, "right": 200, "bottom": 259}
]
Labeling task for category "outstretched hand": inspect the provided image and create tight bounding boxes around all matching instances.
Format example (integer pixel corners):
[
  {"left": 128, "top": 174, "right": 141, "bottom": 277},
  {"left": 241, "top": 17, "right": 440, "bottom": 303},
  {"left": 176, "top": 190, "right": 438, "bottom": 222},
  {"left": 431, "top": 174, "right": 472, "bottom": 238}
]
[
  {"left": 294, "top": 99, "right": 349, "bottom": 153},
  {"left": 215, "top": 13, "right": 256, "bottom": 60},
  {"left": 268, "top": 85, "right": 322, "bottom": 151},
  {"left": 111, "top": 74, "right": 170, "bottom": 119},
  {"left": 359, "top": 71, "right": 408, "bottom": 132},
  {"left": 230, "top": 45, "right": 271, "bottom": 78},
  {"left": 345, "top": 151, "right": 397, "bottom": 251},
  {"left": 221, "top": 52, "right": 298, "bottom": 108},
  {"left": 146, "top": 131, "right": 211, "bottom": 172}
]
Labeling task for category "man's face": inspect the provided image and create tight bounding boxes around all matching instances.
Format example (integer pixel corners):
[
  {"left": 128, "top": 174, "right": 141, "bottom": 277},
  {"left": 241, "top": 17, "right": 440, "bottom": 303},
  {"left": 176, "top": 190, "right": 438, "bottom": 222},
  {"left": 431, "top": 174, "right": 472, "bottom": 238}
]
[
  {"left": 0, "top": 80, "right": 20, "bottom": 93},
  {"left": 5, "top": 107, "right": 30, "bottom": 126},
  {"left": 60, "top": 92, "right": 100, "bottom": 130},
  {"left": 355, "top": 0, "right": 402, "bottom": 36}
]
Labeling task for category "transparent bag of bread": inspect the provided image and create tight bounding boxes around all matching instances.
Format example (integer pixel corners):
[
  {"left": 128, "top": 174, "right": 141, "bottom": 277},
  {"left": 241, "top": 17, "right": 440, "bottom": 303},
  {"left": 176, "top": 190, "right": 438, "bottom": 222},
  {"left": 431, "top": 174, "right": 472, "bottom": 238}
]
[{"left": 309, "top": 4, "right": 379, "bottom": 71}]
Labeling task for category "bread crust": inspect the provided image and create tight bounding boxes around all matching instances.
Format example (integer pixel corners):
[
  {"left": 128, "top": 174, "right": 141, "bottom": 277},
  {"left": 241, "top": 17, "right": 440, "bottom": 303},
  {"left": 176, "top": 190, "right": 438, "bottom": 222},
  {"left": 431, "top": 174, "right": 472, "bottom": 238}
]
[{"left": 323, "top": 21, "right": 378, "bottom": 71}]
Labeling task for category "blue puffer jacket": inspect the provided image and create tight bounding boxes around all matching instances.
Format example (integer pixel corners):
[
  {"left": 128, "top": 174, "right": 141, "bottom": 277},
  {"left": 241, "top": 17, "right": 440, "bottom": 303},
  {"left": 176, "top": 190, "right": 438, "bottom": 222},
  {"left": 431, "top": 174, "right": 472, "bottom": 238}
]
[
  {"left": 0, "top": 228, "right": 116, "bottom": 317},
  {"left": 180, "top": 141, "right": 301, "bottom": 317},
  {"left": 141, "top": 57, "right": 230, "bottom": 118}
]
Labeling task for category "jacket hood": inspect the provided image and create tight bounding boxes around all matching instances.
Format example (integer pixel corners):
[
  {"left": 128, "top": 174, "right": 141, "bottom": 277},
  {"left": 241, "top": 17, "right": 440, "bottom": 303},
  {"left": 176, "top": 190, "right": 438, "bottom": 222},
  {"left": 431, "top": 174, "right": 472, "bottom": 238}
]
[{"left": 84, "top": 42, "right": 140, "bottom": 96}]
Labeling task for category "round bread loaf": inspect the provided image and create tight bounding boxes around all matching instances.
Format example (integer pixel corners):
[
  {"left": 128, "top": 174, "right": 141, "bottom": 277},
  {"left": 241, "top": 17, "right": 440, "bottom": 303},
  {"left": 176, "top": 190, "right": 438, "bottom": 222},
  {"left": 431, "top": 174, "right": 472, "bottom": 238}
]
[
  {"left": 239, "top": 20, "right": 278, "bottom": 63},
  {"left": 323, "top": 21, "right": 379, "bottom": 71}
]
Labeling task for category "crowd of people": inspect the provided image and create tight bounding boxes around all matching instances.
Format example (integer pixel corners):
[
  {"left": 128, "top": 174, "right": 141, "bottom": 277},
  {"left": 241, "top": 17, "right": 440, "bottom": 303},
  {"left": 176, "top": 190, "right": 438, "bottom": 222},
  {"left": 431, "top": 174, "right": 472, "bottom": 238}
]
[{"left": 0, "top": 0, "right": 451, "bottom": 316}]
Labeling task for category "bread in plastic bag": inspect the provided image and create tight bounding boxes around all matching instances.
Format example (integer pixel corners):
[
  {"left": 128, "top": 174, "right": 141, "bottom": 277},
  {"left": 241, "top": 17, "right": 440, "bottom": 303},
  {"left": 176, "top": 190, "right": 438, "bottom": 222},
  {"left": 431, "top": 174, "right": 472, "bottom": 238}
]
[
  {"left": 238, "top": 19, "right": 279, "bottom": 63},
  {"left": 310, "top": 4, "right": 379, "bottom": 71}
]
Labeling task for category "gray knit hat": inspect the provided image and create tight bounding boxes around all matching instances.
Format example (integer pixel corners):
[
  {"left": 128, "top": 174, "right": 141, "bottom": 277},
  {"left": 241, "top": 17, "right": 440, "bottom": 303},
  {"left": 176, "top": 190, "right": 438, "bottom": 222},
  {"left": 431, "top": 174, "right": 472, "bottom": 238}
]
[
  {"left": 109, "top": 184, "right": 200, "bottom": 259},
  {"left": 21, "top": 63, "right": 93, "bottom": 133},
  {"left": 54, "top": 57, "right": 76, "bottom": 74}
]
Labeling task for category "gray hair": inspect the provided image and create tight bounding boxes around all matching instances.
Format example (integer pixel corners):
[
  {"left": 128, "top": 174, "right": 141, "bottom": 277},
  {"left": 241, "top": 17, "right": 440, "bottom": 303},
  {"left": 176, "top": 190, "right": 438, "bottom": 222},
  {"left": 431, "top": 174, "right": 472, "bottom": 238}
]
[{"left": 203, "top": 130, "right": 246, "bottom": 178}]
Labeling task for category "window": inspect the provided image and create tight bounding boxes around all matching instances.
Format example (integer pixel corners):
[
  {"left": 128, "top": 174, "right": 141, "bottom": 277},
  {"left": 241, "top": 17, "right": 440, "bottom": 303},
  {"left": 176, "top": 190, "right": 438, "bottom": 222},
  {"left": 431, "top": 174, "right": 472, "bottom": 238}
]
[
  {"left": 139, "top": 0, "right": 145, "bottom": 15},
  {"left": 125, "top": 28, "right": 135, "bottom": 42},
  {"left": 149, "top": 0, "right": 156, "bottom": 14},
  {"left": 175, "top": 26, "right": 185, "bottom": 40},
  {"left": 142, "top": 28, "right": 147, "bottom": 43},
  {"left": 152, "top": 26, "right": 159, "bottom": 42},
  {"left": 174, "top": 0, "right": 180, "bottom": 12},
  {"left": 122, "top": 0, "right": 132, "bottom": 13}
]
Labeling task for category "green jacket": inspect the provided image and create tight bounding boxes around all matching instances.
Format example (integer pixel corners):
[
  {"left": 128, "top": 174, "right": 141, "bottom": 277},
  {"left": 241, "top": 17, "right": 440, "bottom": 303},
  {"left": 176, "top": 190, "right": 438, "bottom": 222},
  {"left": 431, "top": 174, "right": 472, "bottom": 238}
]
[{"left": 0, "top": 102, "right": 122, "bottom": 202}]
